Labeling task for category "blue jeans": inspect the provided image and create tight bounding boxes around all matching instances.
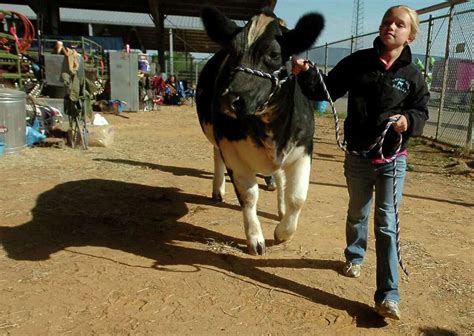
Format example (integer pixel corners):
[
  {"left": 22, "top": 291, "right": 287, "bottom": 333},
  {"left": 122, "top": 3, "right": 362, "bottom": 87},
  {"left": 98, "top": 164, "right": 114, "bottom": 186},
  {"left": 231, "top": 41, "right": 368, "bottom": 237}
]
[{"left": 343, "top": 153, "right": 407, "bottom": 304}]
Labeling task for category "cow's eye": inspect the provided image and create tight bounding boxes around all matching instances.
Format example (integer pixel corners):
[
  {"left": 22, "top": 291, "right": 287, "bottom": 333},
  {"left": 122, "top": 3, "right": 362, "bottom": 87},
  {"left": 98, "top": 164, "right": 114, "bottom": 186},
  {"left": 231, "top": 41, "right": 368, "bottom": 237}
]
[
  {"left": 269, "top": 51, "right": 280, "bottom": 60},
  {"left": 265, "top": 51, "right": 281, "bottom": 65}
]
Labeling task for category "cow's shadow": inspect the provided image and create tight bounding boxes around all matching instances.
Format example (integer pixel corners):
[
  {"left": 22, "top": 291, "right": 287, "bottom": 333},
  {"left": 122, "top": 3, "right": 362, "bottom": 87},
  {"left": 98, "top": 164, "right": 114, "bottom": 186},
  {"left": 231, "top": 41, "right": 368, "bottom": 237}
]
[
  {"left": 0, "top": 179, "right": 386, "bottom": 328},
  {"left": 95, "top": 158, "right": 215, "bottom": 179},
  {"left": 94, "top": 158, "right": 280, "bottom": 220}
]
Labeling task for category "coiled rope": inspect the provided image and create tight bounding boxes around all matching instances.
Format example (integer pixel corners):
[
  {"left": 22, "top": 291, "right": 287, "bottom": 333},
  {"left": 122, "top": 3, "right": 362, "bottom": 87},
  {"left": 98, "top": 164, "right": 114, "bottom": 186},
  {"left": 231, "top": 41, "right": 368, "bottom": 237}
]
[{"left": 0, "top": 10, "right": 35, "bottom": 53}]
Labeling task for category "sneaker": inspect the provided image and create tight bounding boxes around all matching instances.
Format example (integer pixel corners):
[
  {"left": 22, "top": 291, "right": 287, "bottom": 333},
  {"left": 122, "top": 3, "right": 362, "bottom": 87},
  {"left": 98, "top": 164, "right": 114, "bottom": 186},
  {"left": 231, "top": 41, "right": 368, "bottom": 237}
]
[
  {"left": 342, "top": 261, "right": 361, "bottom": 278},
  {"left": 375, "top": 300, "right": 401, "bottom": 320}
]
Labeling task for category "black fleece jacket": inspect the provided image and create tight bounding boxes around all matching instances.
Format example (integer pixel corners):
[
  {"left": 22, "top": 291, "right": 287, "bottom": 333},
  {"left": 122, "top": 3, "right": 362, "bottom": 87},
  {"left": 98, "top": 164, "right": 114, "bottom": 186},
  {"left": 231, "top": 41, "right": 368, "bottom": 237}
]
[{"left": 298, "top": 37, "right": 429, "bottom": 158}]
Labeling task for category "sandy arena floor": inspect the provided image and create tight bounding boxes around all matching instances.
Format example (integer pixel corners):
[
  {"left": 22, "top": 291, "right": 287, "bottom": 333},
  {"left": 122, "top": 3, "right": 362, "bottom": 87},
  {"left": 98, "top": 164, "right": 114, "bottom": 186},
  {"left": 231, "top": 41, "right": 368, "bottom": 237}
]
[{"left": 0, "top": 105, "right": 472, "bottom": 335}]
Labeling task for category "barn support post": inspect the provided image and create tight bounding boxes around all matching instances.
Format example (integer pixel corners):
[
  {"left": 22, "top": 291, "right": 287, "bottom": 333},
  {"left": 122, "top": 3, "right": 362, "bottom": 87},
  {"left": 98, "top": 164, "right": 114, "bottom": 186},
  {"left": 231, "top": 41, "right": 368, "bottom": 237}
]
[
  {"left": 185, "top": 39, "right": 189, "bottom": 79},
  {"left": 324, "top": 43, "right": 328, "bottom": 74},
  {"left": 466, "top": 83, "right": 473, "bottom": 151},
  {"left": 169, "top": 28, "right": 174, "bottom": 75},
  {"left": 148, "top": 0, "right": 165, "bottom": 74},
  {"left": 195, "top": 62, "right": 198, "bottom": 87},
  {"left": 36, "top": 0, "right": 60, "bottom": 35},
  {"left": 132, "top": 27, "right": 146, "bottom": 53},
  {"left": 435, "top": 5, "right": 454, "bottom": 140},
  {"left": 28, "top": 0, "right": 60, "bottom": 80},
  {"left": 184, "top": 36, "right": 193, "bottom": 82}
]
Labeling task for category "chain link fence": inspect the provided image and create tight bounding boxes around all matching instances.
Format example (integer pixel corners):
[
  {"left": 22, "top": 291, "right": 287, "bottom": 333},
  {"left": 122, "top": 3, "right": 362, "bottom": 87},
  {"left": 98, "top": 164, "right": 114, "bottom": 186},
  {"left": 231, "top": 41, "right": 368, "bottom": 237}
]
[
  {"left": 161, "top": 57, "right": 210, "bottom": 88},
  {"left": 304, "top": 2, "right": 473, "bottom": 151}
]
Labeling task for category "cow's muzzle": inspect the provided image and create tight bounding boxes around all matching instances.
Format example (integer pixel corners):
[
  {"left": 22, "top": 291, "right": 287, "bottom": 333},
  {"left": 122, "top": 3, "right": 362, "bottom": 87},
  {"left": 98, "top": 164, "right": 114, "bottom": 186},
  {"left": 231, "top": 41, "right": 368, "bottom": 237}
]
[
  {"left": 220, "top": 89, "right": 245, "bottom": 118},
  {"left": 230, "top": 63, "right": 291, "bottom": 115},
  {"left": 228, "top": 91, "right": 246, "bottom": 115}
]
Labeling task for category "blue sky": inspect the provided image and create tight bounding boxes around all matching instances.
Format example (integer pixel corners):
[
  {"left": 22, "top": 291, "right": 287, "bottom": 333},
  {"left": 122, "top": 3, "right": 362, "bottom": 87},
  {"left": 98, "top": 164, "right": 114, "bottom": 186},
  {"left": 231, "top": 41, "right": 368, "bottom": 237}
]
[
  {"left": 274, "top": 0, "right": 448, "bottom": 45},
  {"left": 0, "top": 0, "right": 456, "bottom": 58}
]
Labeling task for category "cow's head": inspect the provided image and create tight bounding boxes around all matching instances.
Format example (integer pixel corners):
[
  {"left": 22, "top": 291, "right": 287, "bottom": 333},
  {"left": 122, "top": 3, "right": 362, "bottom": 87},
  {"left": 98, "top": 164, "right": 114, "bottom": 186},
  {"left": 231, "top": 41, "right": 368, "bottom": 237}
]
[{"left": 201, "top": 7, "right": 324, "bottom": 118}]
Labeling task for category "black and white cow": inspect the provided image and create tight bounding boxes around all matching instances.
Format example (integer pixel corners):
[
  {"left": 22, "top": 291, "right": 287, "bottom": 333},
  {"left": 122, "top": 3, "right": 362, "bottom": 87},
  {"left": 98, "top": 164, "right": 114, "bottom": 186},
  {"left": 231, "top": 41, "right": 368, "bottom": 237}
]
[{"left": 196, "top": 7, "right": 324, "bottom": 255}]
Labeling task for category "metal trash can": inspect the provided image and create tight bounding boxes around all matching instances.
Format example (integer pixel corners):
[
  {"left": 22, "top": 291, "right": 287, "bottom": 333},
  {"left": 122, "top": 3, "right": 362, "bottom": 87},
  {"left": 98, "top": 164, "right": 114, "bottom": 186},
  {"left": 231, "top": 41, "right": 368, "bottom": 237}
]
[{"left": 0, "top": 88, "right": 27, "bottom": 155}]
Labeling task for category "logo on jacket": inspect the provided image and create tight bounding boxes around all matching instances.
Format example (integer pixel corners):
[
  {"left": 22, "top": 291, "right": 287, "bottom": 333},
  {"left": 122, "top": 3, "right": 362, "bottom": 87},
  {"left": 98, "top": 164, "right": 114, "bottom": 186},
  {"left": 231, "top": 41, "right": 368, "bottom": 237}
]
[{"left": 392, "top": 78, "right": 410, "bottom": 94}]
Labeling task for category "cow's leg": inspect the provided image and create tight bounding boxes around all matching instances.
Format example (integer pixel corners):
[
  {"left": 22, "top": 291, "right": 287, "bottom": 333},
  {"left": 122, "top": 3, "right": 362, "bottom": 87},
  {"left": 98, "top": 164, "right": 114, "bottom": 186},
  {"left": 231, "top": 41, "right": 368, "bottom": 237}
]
[
  {"left": 212, "top": 147, "right": 226, "bottom": 201},
  {"left": 274, "top": 154, "right": 311, "bottom": 243},
  {"left": 274, "top": 169, "right": 286, "bottom": 219},
  {"left": 232, "top": 173, "right": 265, "bottom": 255}
]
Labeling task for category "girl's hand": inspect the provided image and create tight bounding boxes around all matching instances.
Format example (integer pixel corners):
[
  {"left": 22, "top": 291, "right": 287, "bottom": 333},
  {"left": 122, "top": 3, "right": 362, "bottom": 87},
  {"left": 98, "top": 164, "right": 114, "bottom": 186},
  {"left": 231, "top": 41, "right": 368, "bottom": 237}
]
[
  {"left": 291, "top": 58, "right": 310, "bottom": 75},
  {"left": 392, "top": 114, "right": 408, "bottom": 133}
]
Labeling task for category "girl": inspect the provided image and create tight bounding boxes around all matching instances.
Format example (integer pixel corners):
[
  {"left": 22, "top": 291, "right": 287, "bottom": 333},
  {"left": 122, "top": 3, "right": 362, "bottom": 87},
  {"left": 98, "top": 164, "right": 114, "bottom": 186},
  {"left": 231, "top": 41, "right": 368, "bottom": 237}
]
[{"left": 293, "top": 5, "right": 429, "bottom": 320}]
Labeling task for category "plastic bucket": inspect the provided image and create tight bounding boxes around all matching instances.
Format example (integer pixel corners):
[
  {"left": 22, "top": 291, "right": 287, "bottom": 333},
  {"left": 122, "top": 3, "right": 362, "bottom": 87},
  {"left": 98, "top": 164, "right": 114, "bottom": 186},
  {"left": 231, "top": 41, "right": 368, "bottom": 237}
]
[
  {"left": 315, "top": 101, "right": 328, "bottom": 113},
  {"left": 0, "top": 88, "right": 27, "bottom": 155},
  {"left": 112, "top": 100, "right": 123, "bottom": 114}
]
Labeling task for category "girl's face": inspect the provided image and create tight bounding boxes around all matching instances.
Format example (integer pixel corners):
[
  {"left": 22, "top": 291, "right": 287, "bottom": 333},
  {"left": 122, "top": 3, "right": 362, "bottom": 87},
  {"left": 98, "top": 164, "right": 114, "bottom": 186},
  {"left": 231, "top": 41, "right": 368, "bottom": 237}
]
[{"left": 379, "top": 8, "right": 413, "bottom": 50}]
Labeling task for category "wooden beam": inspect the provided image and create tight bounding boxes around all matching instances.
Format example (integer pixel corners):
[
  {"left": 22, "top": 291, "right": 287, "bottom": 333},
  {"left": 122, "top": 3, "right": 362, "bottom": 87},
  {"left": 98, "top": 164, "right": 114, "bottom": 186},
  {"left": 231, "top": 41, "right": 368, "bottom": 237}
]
[
  {"left": 148, "top": 0, "right": 165, "bottom": 72},
  {"left": 37, "top": 0, "right": 61, "bottom": 35},
  {"left": 1, "top": 0, "right": 276, "bottom": 19}
]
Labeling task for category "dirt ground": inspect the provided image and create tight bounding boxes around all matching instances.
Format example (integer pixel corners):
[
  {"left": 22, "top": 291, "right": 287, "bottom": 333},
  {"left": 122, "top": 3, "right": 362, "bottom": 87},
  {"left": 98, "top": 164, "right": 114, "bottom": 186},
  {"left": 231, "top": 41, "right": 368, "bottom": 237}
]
[{"left": 0, "top": 105, "right": 472, "bottom": 335}]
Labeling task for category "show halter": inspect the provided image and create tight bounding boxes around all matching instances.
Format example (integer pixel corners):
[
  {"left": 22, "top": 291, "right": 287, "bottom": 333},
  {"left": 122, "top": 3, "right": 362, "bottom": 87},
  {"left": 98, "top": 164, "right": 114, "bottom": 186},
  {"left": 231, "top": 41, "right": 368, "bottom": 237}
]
[{"left": 232, "top": 61, "right": 291, "bottom": 114}]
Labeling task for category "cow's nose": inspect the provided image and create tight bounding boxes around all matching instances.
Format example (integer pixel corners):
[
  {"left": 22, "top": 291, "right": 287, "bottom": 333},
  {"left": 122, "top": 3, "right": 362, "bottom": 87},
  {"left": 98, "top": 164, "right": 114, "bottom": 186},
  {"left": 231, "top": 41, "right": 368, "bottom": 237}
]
[{"left": 230, "top": 95, "right": 245, "bottom": 114}]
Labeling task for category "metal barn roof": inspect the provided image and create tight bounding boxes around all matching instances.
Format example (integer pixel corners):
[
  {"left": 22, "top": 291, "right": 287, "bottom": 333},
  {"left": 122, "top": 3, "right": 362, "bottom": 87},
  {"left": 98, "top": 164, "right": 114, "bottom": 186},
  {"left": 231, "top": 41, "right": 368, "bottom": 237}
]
[{"left": 1, "top": 3, "right": 260, "bottom": 52}]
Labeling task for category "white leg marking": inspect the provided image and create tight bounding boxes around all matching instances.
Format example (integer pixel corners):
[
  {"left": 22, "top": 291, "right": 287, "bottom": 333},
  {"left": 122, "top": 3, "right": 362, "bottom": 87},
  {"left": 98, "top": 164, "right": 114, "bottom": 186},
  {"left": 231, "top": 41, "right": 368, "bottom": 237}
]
[
  {"left": 233, "top": 174, "right": 265, "bottom": 255},
  {"left": 274, "top": 155, "right": 311, "bottom": 243},
  {"left": 212, "top": 147, "right": 226, "bottom": 201},
  {"left": 274, "top": 169, "right": 286, "bottom": 219}
]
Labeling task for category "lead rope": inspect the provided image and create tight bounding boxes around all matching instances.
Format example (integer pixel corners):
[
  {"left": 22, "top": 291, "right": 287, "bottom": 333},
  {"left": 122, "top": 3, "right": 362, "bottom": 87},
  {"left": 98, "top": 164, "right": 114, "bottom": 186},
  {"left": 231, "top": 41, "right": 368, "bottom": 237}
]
[{"left": 306, "top": 60, "right": 409, "bottom": 277}]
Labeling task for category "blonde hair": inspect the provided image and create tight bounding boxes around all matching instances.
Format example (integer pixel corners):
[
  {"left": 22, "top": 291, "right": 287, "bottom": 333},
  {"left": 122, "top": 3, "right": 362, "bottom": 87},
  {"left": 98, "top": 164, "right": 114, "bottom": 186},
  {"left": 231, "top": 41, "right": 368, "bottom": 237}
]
[{"left": 382, "top": 5, "right": 420, "bottom": 41}]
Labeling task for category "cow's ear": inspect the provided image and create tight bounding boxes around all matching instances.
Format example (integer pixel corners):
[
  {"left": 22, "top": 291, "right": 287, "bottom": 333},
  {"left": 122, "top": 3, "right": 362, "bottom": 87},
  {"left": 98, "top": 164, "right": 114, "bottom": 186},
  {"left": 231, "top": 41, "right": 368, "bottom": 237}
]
[
  {"left": 201, "top": 7, "right": 241, "bottom": 45},
  {"left": 278, "top": 13, "right": 324, "bottom": 59}
]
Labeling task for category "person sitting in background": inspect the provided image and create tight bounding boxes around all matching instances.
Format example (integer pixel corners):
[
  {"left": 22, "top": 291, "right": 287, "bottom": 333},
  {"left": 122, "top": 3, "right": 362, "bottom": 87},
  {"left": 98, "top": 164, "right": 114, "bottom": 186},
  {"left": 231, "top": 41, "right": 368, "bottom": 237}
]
[
  {"left": 151, "top": 75, "right": 166, "bottom": 105},
  {"left": 164, "top": 74, "right": 180, "bottom": 105}
]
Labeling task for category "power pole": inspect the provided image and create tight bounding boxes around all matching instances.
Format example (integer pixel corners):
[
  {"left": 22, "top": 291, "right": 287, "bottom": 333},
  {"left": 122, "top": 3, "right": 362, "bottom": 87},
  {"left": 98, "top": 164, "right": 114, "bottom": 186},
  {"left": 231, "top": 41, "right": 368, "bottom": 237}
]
[{"left": 352, "top": 0, "right": 364, "bottom": 51}]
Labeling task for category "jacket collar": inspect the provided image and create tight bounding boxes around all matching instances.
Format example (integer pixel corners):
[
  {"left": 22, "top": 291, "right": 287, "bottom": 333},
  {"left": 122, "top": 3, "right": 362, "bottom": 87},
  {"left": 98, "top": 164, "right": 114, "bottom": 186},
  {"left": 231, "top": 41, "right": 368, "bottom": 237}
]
[{"left": 373, "top": 36, "right": 412, "bottom": 70}]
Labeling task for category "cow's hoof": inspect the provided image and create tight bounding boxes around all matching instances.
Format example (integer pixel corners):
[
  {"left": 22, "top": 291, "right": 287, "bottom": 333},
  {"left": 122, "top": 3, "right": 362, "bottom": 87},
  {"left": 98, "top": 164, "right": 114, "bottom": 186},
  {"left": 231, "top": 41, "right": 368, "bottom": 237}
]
[
  {"left": 274, "top": 229, "right": 293, "bottom": 245},
  {"left": 248, "top": 240, "right": 266, "bottom": 256},
  {"left": 264, "top": 176, "right": 276, "bottom": 191},
  {"left": 278, "top": 210, "right": 285, "bottom": 220},
  {"left": 266, "top": 182, "right": 276, "bottom": 192},
  {"left": 274, "top": 235, "right": 285, "bottom": 245},
  {"left": 211, "top": 192, "right": 223, "bottom": 202}
]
